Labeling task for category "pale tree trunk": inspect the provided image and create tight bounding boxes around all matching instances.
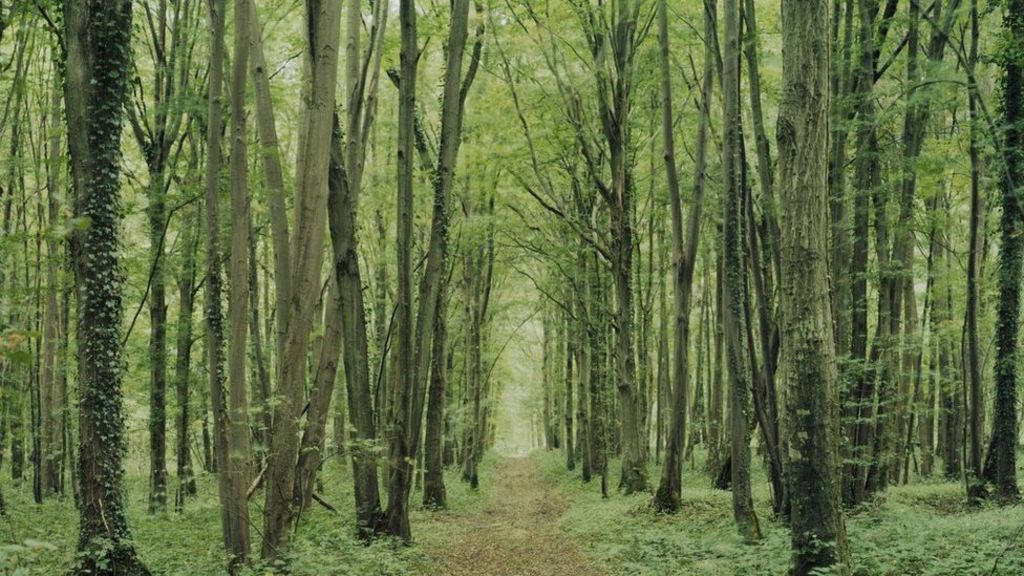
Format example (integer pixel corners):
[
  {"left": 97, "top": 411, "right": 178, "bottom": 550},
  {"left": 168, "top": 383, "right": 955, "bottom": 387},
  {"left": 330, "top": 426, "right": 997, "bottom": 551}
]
[
  {"left": 777, "top": 0, "right": 850, "bottom": 570},
  {"left": 62, "top": 0, "right": 149, "bottom": 572},
  {"left": 247, "top": 0, "right": 291, "bottom": 365},
  {"left": 261, "top": 0, "right": 342, "bottom": 557},
  {"left": 225, "top": 0, "right": 253, "bottom": 564}
]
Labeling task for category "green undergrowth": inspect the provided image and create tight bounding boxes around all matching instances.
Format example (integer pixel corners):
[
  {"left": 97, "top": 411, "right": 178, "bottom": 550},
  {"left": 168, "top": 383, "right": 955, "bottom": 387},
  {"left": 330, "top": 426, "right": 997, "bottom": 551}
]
[
  {"left": 0, "top": 453, "right": 497, "bottom": 575},
  {"left": 535, "top": 450, "right": 1024, "bottom": 576}
]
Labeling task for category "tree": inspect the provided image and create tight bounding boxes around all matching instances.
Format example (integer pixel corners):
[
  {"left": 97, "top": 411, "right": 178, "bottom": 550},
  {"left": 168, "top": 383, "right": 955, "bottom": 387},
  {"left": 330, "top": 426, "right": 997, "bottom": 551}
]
[
  {"left": 990, "top": 0, "right": 1022, "bottom": 503},
  {"left": 653, "top": 0, "right": 710, "bottom": 514},
  {"left": 260, "top": 0, "right": 343, "bottom": 556},
  {"left": 722, "top": 0, "right": 761, "bottom": 542},
  {"left": 323, "top": 0, "right": 390, "bottom": 536},
  {"left": 126, "top": 0, "right": 198, "bottom": 514},
  {"left": 386, "top": 0, "right": 480, "bottom": 539},
  {"left": 62, "top": 0, "right": 150, "bottom": 572},
  {"left": 224, "top": 0, "right": 254, "bottom": 564},
  {"left": 776, "top": 0, "right": 850, "bottom": 571}
]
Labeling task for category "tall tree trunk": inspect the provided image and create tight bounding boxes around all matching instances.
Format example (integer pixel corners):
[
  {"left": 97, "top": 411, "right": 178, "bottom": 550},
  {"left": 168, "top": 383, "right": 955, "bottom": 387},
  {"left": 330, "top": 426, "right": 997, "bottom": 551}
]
[
  {"left": 845, "top": 0, "right": 878, "bottom": 505},
  {"left": 202, "top": 0, "right": 234, "bottom": 560},
  {"left": 262, "top": 0, "right": 342, "bottom": 556},
  {"left": 723, "top": 0, "right": 761, "bottom": 541},
  {"left": 389, "top": 0, "right": 421, "bottom": 541},
  {"left": 62, "top": 0, "right": 149, "bottom": 572},
  {"left": 777, "top": 0, "right": 850, "bottom": 569},
  {"left": 991, "top": 0, "right": 1022, "bottom": 502},
  {"left": 564, "top": 306, "right": 576, "bottom": 471},
  {"left": 295, "top": 276, "right": 344, "bottom": 517},
  {"left": 387, "top": 0, "right": 478, "bottom": 540},
  {"left": 653, "top": 0, "right": 710, "bottom": 514},
  {"left": 39, "top": 71, "right": 62, "bottom": 498},
  {"left": 225, "top": 0, "right": 254, "bottom": 563}
]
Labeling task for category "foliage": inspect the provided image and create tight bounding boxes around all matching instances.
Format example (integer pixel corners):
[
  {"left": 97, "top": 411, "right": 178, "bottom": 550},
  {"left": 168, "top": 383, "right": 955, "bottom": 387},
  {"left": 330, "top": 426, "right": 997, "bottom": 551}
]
[{"left": 536, "top": 451, "right": 1024, "bottom": 576}]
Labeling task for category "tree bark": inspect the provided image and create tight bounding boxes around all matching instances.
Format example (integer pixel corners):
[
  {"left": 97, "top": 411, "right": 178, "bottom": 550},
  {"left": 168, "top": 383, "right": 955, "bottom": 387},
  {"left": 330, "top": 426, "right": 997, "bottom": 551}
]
[
  {"left": 63, "top": 0, "right": 149, "bottom": 572},
  {"left": 991, "top": 0, "right": 1022, "bottom": 502},
  {"left": 225, "top": 0, "right": 254, "bottom": 563},
  {"left": 777, "top": 0, "right": 850, "bottom": 569},
  {"left": 723, "top": 0, "right": 761, "bottom": 541},
  {"left": 653, "top": 0, "right": 710, "bottom": 514},
  {"left": 261, "top": 0, "right": 342, "bottom": 556}
]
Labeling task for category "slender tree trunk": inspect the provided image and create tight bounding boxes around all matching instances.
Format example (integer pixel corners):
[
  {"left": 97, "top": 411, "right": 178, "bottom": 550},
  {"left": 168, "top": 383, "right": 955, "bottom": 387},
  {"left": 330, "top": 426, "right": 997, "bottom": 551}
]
[
  {"left": 387, "top": 0, "right": 478, "bottom": 540},
  {"left": 262, "top": 0, "right": 342, "bottom": 556},
  {"left": 202, "top": 0, "right": 235, "bottom": 559},
  {"left": 39, "top": 73, "right": 62, "bottom": 498},
  {"left": 653, "top": 0, "right": 710, "bottom": 513},
  {"left": 423, "top": 278, "right": 450, "bottom": 508},
  {"left": 845, "top": 0, "right": 878, "bottom": 505},
  {"left": 964, "top": 0, "right": 983, "bottom": 490},
  {"left": 564, "top": 306, "right": 576, "bottom": 471},
  {"left": 175, "top": 208, "right": 199, "bottom": 510},
  {"left": 389, "top": 0, "right": 421, "bottom": 541},
  {"left": 225, "top": 0, "right": 254, "bottom": 562},
  {"left": 295, "top": 276, "right": 344, "bottom": 517},
  {"left": 723, "top": 0, "right": 761, "bottom": 541}
]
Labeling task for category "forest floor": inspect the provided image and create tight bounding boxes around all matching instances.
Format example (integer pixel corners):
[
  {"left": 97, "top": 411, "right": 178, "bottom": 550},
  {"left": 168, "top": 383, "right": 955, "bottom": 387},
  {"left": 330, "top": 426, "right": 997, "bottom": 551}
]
[
  {"left": 2, "top": 451, "right": 1022, "bottom": 574},
  {"left": 425, "top": 457, "right": 605, "bottom": 576}
]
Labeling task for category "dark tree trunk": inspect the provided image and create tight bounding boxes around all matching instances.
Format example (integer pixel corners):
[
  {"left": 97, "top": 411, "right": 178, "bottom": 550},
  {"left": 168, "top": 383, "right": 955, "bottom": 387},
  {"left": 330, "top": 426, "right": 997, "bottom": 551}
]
[
  {"left": 423, "top": 277, "right": 450, "bottom": 508},
  {"left": 991, "top": 0, "right": 1023, "bottom": 502},
  {"left": 63, "top": 0, "right": 149, "bottom": 572}
]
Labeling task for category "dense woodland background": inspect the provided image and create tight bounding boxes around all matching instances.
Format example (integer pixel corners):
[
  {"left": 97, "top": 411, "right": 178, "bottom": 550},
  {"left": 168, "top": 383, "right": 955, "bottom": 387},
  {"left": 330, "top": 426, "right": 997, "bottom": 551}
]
[{"left": 0, "top": 0, "right": 1022, "bottom": 574}]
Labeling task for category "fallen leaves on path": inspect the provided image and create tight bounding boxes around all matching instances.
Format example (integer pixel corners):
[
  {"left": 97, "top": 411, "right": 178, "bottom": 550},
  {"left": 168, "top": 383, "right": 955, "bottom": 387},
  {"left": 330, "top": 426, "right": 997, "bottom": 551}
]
[{"left": 429, "top": 457, "right": 605, "bottom": 576}]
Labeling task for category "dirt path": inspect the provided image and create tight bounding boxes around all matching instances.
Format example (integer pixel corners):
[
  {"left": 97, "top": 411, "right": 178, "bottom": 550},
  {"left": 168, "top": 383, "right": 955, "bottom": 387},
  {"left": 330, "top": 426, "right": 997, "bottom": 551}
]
[{"left": 429, "top": 457, "right": 604, "bottom": 576}]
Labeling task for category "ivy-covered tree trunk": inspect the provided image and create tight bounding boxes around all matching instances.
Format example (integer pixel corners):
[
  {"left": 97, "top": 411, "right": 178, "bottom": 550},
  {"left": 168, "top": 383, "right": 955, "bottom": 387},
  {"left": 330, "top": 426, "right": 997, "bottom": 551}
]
[
  {"left": 777, "top": 0, "right": 850, "bottom": 570},
  {"left": 62, "top": 0, "right": 149, "bottom": 573},
  {"left": 991, "top": 0, "right": 1022, "bottom": 502}
]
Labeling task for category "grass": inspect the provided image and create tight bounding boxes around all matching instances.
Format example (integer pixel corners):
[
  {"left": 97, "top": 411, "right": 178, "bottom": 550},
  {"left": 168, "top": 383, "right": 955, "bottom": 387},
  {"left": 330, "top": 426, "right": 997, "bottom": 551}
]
[
  {"left": 0, "top": 454, "right": 498, "bottom": 575},
  {"left": 535, "top": 450, "right": 1024, "bottom": 576},
  {"left": 3, "top": 449, "right": 1021, "bottom": 575}
]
